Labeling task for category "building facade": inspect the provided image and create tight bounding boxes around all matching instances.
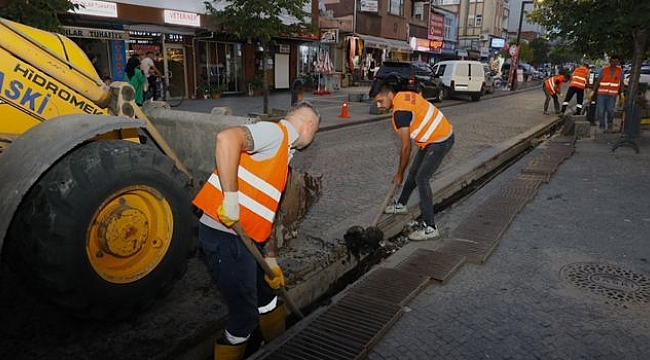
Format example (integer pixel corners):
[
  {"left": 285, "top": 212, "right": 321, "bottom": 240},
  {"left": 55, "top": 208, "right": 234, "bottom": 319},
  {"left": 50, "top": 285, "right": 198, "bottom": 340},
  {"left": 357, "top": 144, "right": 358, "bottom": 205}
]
[{"left": 434, "top": 0, "right": 509, "bottom": 60}]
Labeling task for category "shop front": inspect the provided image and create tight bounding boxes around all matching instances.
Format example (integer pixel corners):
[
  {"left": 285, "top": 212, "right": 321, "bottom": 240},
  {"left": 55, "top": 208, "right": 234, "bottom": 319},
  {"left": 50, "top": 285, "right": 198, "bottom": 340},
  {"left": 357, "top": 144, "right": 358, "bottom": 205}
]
[
  {"left": 196, "top": 39, "right": 244, "bottom": 96},
  {"left": 62, "top": 26, "right": 129, "bottom": 81}
]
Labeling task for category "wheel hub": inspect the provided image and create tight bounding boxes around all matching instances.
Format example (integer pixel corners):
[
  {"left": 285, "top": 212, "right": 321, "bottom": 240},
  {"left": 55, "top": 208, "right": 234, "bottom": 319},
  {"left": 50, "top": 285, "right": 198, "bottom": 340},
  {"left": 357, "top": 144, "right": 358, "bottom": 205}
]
[
  {"left": 87, "top": 186, "right": 173, "bottom": 284},
  {"left": 98, "top": 206, "right": 149, "bottom": 257}
]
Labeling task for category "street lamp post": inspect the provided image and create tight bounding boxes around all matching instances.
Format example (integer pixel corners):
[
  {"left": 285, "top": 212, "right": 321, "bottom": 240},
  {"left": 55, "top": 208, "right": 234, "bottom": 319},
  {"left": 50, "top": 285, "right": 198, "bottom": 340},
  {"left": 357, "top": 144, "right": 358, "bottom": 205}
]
[{"left": 510, "top": 0, "right": 535, "bottom": 91}]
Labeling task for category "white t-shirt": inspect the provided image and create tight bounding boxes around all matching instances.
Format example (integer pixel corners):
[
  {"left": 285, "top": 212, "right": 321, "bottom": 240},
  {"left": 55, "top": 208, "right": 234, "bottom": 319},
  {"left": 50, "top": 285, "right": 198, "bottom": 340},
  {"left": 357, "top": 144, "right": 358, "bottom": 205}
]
[
  {"left": 140, "top": 57, "right": 155, "bottom": 77},
  {"left": 199, "top": 120, "right": 298, "bottom": 233}
]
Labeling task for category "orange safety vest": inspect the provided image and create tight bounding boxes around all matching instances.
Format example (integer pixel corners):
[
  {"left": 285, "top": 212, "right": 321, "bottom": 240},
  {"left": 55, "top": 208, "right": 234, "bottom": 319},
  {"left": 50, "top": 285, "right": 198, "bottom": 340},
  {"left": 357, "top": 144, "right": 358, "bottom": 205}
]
[
  {"left": 392, "top": 91, "right": 453, "bottom": 149},
  {"left": 544, "top": 75, "right": 564, "bottom": 96},
  {"left": 597, "top": 65, "right": 622, "bottom": 96},
  {"left": 192, "top": 123, "right": 290, "bottom": 242},
  {"left": 569, "top": 66, "right": 589, "bottom": 89}
]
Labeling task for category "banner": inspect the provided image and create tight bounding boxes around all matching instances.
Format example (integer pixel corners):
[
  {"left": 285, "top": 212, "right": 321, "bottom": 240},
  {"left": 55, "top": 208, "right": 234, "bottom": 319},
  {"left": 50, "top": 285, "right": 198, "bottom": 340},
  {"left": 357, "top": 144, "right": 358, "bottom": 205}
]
[
  {"left": 110, "top": 40, "right": 126, "bottom": 81},
  {"left": 360, "top": 0, "right": 378, "bottom": 12},
  {"left": 429, "top": 13, "right": 444, "bottom": 41}
]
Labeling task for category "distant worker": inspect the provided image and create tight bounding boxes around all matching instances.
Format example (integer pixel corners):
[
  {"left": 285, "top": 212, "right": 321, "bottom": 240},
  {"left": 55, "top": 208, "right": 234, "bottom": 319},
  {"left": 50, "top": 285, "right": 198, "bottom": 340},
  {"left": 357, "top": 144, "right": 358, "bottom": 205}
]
[
  {"left": 140, "top": 51, "right": 162, "bottom": 100},
  {"left": 543, "top": 73, "right": 569, "bottom": 115},
  {"left": 370, "top": 75, "right": 454, "bottom": 241},
  {"left": 561, "top": 62, "right": 590, "bottom": 115},
  {"left": 592, "top": 55, "right": 624, "bottom": 132},
  {"left": 192, "top": 102, "right": 321, "bottom": 360}
]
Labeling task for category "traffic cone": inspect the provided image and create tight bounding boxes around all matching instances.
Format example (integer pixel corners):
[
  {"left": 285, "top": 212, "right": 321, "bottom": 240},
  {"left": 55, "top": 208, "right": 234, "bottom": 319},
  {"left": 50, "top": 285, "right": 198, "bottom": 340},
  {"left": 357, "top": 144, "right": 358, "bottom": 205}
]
[{"left": 338, "top": 101, "right": 350, "bottom": 119}]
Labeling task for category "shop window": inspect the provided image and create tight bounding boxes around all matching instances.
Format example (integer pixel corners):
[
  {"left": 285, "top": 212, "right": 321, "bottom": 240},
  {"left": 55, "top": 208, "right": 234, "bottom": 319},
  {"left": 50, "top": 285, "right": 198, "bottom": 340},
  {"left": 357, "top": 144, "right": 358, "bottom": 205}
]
[
  {"left": 298, "top": 44, "right": 319, "bottom": 75},
  {"left": 389, "top": 0, "right": 403, "bottom": 16}
]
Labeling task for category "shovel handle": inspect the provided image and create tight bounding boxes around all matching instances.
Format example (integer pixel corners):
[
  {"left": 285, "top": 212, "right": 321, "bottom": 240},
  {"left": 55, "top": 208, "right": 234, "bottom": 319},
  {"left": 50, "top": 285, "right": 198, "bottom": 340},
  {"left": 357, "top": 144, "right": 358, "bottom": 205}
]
[
  {"left": 232, "top": 223, "right": 305, "bottom": 319},
  {"left": 371, "top": 183, "right": 399, "bottom": 227}
]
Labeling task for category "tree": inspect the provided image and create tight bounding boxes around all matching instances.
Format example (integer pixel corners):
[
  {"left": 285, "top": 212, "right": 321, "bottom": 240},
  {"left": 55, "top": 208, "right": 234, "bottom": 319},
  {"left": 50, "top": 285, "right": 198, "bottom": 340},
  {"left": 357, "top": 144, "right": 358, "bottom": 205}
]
[
  {"left": 529, "top": 37, "right": 550, "bottom": 65},
  {"left": 518, "top": 42, "right": 534, "bottom": 64},
  {"left": 529, "top": 0, "right": 650, "bottom": 112},
  {"left": 204, "top": 0, "right": 312, "bottom": 114},
  {"left": 0, "top": 0, "right": 77, "bottom": 32}
]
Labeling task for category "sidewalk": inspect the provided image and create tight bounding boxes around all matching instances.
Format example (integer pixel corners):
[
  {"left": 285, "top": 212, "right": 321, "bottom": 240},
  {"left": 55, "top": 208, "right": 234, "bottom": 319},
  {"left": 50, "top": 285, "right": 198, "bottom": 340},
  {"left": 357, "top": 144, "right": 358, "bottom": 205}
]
[
  {"left": 176, "top": 86, "right": 380, "bottom": 130},
  {"left": 365, "top": 131, "right": 650, "bottom": 359}
]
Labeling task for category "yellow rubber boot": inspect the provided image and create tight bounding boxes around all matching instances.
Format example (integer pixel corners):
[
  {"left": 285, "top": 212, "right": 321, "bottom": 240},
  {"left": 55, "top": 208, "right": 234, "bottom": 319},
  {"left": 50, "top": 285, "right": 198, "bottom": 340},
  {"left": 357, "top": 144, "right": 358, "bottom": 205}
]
[
  {"left": 259, "top": 304, "right": 286, "bottom": 342},
  {"left": 214, "top": 341, "right": 246, "bottom": 360}
]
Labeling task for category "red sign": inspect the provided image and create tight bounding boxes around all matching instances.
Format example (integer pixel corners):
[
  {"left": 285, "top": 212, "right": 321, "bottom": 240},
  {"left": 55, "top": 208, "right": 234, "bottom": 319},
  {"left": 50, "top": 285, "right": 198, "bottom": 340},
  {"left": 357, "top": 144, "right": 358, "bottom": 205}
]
[
  {"left": 429, "top": 13, "right": 444, "bottom": 40},
  {"left": 430, "top": 40, "right": 443, "bottom": 50}
]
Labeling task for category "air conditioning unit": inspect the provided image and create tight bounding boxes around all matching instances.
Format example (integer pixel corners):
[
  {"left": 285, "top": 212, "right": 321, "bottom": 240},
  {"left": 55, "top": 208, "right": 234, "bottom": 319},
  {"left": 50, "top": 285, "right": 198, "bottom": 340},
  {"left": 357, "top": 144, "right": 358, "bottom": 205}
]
[{"left": 479, "top": 34, "right": 489, "bottom": 41}]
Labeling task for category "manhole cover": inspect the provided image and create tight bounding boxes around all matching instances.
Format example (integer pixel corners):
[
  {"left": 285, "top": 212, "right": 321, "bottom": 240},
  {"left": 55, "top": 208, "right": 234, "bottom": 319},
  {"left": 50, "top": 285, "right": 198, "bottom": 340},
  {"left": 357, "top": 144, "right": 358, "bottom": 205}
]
[{"left": 560, "top": 262, "right": 650, "bottom": 306}]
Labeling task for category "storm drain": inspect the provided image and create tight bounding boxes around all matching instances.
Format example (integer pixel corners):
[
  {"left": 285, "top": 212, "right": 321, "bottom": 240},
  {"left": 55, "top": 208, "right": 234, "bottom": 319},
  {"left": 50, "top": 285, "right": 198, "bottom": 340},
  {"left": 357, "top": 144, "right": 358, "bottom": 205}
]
[
  {"left": 344, "top": 267, "right": 431, "bottom": 306},
  {"left": 396, "top": 248, "right": 466, "bottom": 284},
  {"left": 254, "top": 268, "right": 429, "bottom": 360},
  {"left": 437, "top": 238, "right": 501, "bottom": 264},
  {"left": 560, "top": 262, "right": 650, "bottom": 307}
]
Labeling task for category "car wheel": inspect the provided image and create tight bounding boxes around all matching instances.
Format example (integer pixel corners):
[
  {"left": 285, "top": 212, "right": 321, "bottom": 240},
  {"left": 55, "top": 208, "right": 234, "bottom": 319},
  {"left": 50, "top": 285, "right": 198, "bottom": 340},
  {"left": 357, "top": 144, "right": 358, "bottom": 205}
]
[{"left": 442, "top": 87, "right": 451, "bottom": 100}]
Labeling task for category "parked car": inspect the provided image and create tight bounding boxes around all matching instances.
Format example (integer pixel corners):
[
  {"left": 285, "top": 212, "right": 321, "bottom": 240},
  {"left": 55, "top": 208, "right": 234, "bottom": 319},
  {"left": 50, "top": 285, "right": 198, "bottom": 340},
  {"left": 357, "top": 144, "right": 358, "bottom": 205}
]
[
  {"left": 623, "top": 66, "right": 650, "bottom": 87},
  {"left": 374, "top": 61, "right": 443, "bottom": 102},
  {"left": 501, "top": 63, "right": 540, "bottom": 82},
  {"left": 431, "top": 60, "right": 485, "bottom": 101}
]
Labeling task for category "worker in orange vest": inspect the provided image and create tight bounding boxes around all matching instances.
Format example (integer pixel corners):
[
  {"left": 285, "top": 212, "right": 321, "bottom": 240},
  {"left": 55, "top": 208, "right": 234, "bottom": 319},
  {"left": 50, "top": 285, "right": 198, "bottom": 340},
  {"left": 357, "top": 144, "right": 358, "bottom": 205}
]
[
  {"left": 592, "top": 54, "right": 624, "bottom": 132},
  {"left": 561, "top": 62, "right": 590, "bottom": 115},
  {"left": 193, "top": 102, "right": 320, "bottom": 360},
  {"left": 543, "top": 73, "right": 570, "bottom": 115},
  {"left": 370, "top": 75, "right": 454, "bottom": 241}
]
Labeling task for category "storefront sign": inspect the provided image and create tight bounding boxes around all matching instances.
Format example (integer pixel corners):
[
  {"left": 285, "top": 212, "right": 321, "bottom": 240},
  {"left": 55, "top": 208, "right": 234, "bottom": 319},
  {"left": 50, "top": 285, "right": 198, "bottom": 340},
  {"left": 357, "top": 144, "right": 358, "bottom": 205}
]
[
  {"left": 164, "top": 10, "right": 201, "bottom": 27},
  {"left": 490, "top": 37, "right": 506, "bottom": 49},
  {"left": 320, "top": 29, "right": 339, "bottom": 43},
  {"left": 428, "top": 13, "right": 444, "bottom": 41},
  {"left": 63, "top": 26, "right": 129, "bottom": 40},
  {"left": 110, "top": 40, "right": 126, "bottom": 81},
  {"left": 278, "top": 44, "right": 290, "bottom": 54},
  {"left": 69, "top": 0, "right": 118, "bottom": 18},
  {"left": 360, "top": 0, "right": 378, "bottom": 12}
]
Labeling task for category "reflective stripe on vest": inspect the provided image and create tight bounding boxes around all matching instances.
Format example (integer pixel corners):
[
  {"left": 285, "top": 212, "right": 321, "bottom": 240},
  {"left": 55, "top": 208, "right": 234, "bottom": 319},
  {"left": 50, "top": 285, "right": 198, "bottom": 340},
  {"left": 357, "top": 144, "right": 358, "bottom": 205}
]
[
  {"left": 392, "top": 92, "right": 452, "bottom": 148},
  {"left": 598, "top": 66, "right": 622, "bottom": 96},
  {"left": 569, "top": 67, "right": 589, "bottom": 89},
  {"left": 192, "top": 123, "right": 290, "bottom": 242},
  {"left": 545, "top": 75, "right": 563, "bottom": 96}
]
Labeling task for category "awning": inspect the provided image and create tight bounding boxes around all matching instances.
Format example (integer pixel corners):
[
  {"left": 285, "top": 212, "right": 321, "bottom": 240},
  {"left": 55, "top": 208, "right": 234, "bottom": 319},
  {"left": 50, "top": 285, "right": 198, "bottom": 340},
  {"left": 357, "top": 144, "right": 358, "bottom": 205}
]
[
  {"left": 123, "top": 24, "right": 197, "bottom": 36},
  {"left": 357, "top": 34, "right": 412, "bottom": 53}
]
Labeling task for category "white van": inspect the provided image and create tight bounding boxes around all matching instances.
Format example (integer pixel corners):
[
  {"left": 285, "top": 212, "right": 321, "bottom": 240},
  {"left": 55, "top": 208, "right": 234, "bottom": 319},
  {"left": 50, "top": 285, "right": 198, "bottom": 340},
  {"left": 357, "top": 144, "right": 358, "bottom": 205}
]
[{"left": 431, "top": 60, "right": 485, "bottom": 101}]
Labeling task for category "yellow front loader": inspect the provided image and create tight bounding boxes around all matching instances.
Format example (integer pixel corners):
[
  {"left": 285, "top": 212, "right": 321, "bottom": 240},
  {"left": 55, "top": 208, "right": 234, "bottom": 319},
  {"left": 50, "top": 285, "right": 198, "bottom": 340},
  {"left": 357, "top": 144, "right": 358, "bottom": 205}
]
[{"left": 0, "top": 18, "right": 319, "bottom": 319}]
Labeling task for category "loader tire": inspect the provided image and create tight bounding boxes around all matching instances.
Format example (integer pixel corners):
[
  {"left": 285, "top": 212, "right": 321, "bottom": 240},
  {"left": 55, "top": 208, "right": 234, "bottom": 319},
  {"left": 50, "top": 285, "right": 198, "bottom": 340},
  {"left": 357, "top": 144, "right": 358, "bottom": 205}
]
[{"left": 6, "top": 140, "right": 194, "bottom": 320}]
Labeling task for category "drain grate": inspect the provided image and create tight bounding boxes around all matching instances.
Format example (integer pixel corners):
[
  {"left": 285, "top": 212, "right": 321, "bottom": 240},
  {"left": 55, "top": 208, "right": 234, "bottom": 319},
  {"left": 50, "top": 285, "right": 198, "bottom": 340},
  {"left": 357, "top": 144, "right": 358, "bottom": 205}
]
[
  {"left": 396, "top": 248, "right": 466, "bottom": 284},
  {"left": 255, "top": 268, "right": 427, "bottom": 360},
  {"left": 496, "top": 178, "right": 543, "bottom": 201},
  {"left": 560, "top": 262, "right": 650, "bottom": 306},
  {"left": 344, "top": 267, "right": 430, "bottom": 306},
  {"left": 437, "top": 238, "right": 500, "bottom": 264}
]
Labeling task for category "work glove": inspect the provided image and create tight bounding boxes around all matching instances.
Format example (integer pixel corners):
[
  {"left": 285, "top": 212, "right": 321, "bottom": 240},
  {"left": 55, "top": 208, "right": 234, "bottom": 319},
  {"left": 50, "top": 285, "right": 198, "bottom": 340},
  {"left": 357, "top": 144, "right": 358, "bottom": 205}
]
[
  {"left": 217, "top": 191, "right": 239, "bottom": 227},
  {"left": 264, "top": 257, "right": 285, "bottom": 290}
]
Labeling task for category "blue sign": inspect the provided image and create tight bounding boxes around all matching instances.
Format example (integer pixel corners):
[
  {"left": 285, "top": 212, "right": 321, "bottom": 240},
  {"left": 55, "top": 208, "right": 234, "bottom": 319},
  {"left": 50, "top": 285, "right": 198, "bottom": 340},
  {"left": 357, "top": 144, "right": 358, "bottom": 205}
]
[{"left": 110, "top": 40, "right": 126, "bottom": 81}]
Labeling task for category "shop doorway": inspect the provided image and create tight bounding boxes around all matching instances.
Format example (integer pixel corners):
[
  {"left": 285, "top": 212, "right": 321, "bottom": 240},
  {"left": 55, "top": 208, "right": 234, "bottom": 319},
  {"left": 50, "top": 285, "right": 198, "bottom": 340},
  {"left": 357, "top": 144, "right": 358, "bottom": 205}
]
[{"left": 163, "top": 45, "right": 187, "bottom": 98}]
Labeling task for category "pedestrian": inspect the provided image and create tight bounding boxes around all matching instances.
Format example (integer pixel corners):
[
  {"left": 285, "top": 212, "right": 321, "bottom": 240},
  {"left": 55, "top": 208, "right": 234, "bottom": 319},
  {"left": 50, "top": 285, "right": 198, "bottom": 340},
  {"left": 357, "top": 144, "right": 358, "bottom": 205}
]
[
  {"left": 592, "top": 55, "right": 624, "bottom": 132},
  {"left": 125, "top": 55, "right": 146, "bottom": 106},
  {"left": 370, "top": 75, "right": 454, "bottom": 241},
  {"left": 102, "top": 75, "right": 112, "bottom": 91},
  {"left": 192, "top": 101, "right": 321, "bottom": 360},
  {"left": 543, "top": 73, "right": 569, "bottom": 115},
  {"left": 561, "top": 62, "right": 590, "bottom": 115},
  {"left": 140, "top": 51, "right": 162, "bottom": 100}
]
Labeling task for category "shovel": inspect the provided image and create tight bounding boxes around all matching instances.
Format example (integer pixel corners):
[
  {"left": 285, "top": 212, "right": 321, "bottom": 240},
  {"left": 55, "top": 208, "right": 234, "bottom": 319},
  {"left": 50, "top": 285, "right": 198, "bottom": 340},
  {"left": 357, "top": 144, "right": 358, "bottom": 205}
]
[{"left": 232, "top": 223, "right": 304, "bottom": 319}]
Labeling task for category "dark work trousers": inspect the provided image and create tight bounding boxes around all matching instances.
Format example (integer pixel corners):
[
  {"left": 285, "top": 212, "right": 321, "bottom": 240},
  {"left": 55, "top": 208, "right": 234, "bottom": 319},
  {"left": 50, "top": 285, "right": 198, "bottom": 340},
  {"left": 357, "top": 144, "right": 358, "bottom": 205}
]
[
  {"left": 398, "top": 133, "right": 455, "bottom": 227},
  {"left": 199, "top": 223, "right": 276, "bottom": 338},
  {"left": 543, "top": 86, "right": 560, "bottom": 114},
  {"left": 561, "top": 86, "right": 585, "bottom": 114}
]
